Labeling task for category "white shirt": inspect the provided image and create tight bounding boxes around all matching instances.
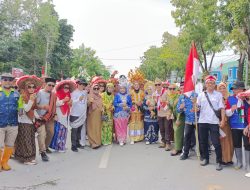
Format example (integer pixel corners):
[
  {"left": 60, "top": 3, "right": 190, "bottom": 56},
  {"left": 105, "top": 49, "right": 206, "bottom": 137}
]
[
  {"left": 18, "top": 100, "right": 39, "bottom": 124},
  {"left": 70, "top": 89, "right": 88, "bottom": 117},
  {"left": 197, "top": 90, "right": 224, "bottom": 124}
]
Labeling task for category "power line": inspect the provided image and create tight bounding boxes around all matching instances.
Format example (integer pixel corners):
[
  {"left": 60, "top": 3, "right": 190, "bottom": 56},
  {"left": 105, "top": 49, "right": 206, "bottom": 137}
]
[
  {"left": 100, "top": 58, "right": 141, "bottom": 61},
  {"left": 98, "top": 40, "right": 161, "bottom": 53}
]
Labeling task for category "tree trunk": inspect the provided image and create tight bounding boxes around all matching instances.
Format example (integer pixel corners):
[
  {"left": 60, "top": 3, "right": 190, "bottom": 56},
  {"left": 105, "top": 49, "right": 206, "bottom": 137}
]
[
  {"left": 200, "top": 43, "right": 207, "bottom": 71},
  {"left": 208, "top": 52, "right": 215, "bottom": 71},
  {"left": 237, "top": 52, "right": 245, "bottom": 81},
  {"left": 247, "top": 48, "right": 250, "bottom": 87}
]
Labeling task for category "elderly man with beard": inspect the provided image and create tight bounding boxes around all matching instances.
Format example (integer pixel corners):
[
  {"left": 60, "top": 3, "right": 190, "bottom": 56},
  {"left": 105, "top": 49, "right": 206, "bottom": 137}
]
[{"left": 0, "top": 73, "right": 19, "bottom": 171}]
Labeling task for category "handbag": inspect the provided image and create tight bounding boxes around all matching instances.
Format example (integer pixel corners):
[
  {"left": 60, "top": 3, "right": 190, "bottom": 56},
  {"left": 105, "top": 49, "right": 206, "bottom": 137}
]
[{"left": 204, "top": 92, "right": 222, "bottom": 121}]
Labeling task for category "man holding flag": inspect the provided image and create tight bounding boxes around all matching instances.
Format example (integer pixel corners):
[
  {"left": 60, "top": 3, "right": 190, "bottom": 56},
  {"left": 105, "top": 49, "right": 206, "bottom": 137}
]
[{"left": 182, "top": 43, "right": 225, "bottom": 171}]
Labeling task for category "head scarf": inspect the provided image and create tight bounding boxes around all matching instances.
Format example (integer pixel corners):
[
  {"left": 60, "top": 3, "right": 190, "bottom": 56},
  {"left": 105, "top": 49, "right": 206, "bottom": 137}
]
[
  {"left": 56, "top": 85, "right": 71, "bottom": 115},
  {"left": 88, "top": 84, "right": 102, "bottom": 113},
  {"left": 217, "top": 82, "right": 229, "bottom": 99}
]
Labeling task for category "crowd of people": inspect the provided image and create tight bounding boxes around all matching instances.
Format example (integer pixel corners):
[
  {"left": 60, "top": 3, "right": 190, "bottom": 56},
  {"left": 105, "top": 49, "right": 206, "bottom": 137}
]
[{"left": 0, "top": 70, "right": 250, "bottom": 178}]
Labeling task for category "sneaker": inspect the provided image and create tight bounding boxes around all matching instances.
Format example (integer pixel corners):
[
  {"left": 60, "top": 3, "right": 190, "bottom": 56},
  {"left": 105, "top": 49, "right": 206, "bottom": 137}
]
[
  {"left": 180, "top": 154, "right": 188, "bottom": 160},
  {"left": 145, "top": 141, "right": 150, "bottom": 145},
  {"left": 71, "top": 146, "right": 78, "bottom": 152},
  {"left": 58, "top": 150, "right": 66, "bottom": 153},
  {"left": 130, "top": 141, "right": 134, "bottom": 145},
  {"left": 41, "top": 152, "right": 49, "bottom": 162},
  {"left": 24, "top": 161, "right": 36, "bottom": 165},
  {"left": 119, "top": 142, "right": 124, "bottom": 146},
  {"left": 216, "top": 163, "right": 223, "bottom": 171},
  {"left": 200, "top": 159, "right": 209, "bottom": 166}
]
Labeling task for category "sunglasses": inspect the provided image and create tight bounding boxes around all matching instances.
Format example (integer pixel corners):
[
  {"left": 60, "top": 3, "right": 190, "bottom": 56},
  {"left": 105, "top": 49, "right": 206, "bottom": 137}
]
[
  {"left": 246, "top": 97, "right": 250, "bottom": 101},
  {"left": 93, "top": 88, "right": 100, "bottom": 90},
  {"left": 28, "top": 85, "right": 36, "bottom": 89},
  {"left": 47, "top": 84, "right": 55, "bottom": 87},
  {"left": 64, "top": 86, "right": 70, "bottom": 90},
  {"left": 163, "top": 86, "right": 168, "bottom": 89},
  {"left": 169, "top": 88, "right": 176, "bottom": 90},
  {"left": 155, "top": 84, "right": 161, "bottom": 86},
  {"left": 2, "top": 78, "right": 13, "bottom": 82}
]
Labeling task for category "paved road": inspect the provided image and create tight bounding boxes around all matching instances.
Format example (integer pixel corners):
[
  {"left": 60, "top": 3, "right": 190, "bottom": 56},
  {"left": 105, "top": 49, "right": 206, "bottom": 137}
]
[{"left": 0, "top": 141, "right": 249, "bottom": 190}]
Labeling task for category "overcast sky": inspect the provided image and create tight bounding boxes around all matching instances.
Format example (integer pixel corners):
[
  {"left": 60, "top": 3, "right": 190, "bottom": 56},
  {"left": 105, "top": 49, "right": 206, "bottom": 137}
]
[{"left": 53, "top": 0, "right": 178, "bottom": 75}]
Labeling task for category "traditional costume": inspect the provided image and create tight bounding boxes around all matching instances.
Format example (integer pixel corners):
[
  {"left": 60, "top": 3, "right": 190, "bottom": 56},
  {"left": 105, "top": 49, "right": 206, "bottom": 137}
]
[
  {"left": 128, "top": 69, "right": 145, "bottom": 143},
  {"left": 70, "top": 78, "right": 88, "bottom": 152},
  {"left": 101, "top": 83, "right": 115, "bottom": 145},
  {"left": 50, "top": 80, "right": 76, "bottom": 152},
  {"left": 238, "top": 89, "right": 250, "bottom": 177},
  {"left": 113, "top": 84, "right": 132, "bottom": 146},
  {"left": 87, "top": 83, "right": 103, "bottom": 149},
  {"left": 226, "top": 81, "right": 249, "bottom": 171},
  {"left": 217, "top": 82, "right": 234, "bottom": 165},
  {"left": 143, "top": 81, "right": 159, "bottom": 144},
  {"left": 169, "top": 83, "right": 185, "bottom": 156},
  {"left": 15, "top": 75, "right": 42, "bottom": 164}
]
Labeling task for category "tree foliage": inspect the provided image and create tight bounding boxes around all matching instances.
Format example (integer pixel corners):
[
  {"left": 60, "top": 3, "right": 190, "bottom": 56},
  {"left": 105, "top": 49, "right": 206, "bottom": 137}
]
[
  {"left": 140, "top": 32, "right": 188, "bottom": 81},
  {"left": 0, "top": 0, "right": 109, "bottom": 80},
  {"left": 171, "top": 0, "right": 225, "bottom": 72}
]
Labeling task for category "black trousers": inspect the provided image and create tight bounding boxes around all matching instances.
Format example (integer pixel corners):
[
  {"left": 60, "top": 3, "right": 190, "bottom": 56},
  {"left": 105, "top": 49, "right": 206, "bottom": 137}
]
[
  {"left": 199, "top": 123, "right": 222, "bottom": 163},
  {"left": 70, "top": 115, "right": 83, "bottom": 147},
  {"left": 71, "top": 126, "right": 82, "bottom": 147},
  {"left": 231, "top": 129, "right": 250, "bottom": 151},
  {"left": 183, "top": 124, "right": 196, "bottom": 156},
  {"left": 158, "top": 117, "right": 172, "bottom": 144}
]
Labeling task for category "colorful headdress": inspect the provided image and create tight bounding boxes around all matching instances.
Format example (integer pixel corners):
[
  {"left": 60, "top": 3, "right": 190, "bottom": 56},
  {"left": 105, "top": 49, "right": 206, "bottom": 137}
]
[{"left": 128, "top": 68, "right": 145, "bottom": 84}]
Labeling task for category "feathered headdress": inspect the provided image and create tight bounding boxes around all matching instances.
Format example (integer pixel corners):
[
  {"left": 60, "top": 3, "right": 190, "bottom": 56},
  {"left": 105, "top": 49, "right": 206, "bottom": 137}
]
[{"left": 128, "top": 68, "right": 145, "bottom": 84}]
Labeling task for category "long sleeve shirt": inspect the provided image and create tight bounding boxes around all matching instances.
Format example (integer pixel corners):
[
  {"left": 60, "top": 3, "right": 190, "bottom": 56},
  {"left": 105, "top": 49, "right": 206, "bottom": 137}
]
[{"left": 176, "top": 93, "right": 197, "bottom": 125}]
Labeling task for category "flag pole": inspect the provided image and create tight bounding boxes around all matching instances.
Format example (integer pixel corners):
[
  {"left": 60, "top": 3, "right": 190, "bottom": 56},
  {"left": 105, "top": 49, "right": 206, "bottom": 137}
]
[{"left": 192, "top": 41, "right": 201, "bottom": 160}]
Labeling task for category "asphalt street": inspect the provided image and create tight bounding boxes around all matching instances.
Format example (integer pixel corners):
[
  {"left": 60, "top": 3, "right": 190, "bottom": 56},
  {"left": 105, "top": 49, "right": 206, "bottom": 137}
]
[{"left": 0, "top": 139, "right": 249, "bottom": 190}]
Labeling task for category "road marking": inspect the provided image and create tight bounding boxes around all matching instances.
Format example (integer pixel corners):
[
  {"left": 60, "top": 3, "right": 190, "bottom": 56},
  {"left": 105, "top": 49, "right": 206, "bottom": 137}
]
[{"left": 98, "top": 144, "right": 113, "bottom": 169}]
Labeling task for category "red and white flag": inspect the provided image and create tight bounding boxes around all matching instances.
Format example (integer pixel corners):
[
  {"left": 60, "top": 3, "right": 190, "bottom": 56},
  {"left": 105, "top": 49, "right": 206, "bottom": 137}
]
[{"left": 183, "top": 42, "right": 200, "bottom": 97}]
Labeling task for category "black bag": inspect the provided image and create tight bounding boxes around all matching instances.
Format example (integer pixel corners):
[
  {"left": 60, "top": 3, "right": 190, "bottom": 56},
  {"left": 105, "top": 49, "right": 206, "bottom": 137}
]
[
  {"left": 204, "top": 92, "right": 222, "bottom": 121},
  {"left": 70, "top": 115, "right": 79, "bottom": 122}
]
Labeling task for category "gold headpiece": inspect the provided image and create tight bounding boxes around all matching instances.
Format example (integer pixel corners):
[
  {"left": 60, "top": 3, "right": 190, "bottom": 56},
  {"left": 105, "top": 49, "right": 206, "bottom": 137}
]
[{"left": 128, "top": 68, "right": 145, "bottom": 84}]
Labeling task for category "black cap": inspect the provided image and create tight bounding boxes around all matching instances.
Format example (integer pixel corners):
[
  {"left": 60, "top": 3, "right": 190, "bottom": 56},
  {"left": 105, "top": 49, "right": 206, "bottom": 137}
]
[
  {"left": 230, "top": 81, "right": 245, "bottom": 90},
  {"left": 45, "top": 77, "right": 56, "bottom": 83},
  {"left": 76, "top": 78, "right": 88, "bottom": 85}
]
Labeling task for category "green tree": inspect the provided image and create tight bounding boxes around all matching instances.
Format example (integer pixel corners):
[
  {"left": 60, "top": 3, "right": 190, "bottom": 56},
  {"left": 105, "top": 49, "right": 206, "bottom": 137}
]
[
  {"left": 70, "top": 44, "right": 110, "bottom": 80},
  {"left": 171, "top": 0, "right": 225, "bottom": 72},
  {"left": 219, "top": 0, "right": 250, "bottom": 82},
  {"left": 140, "top": 32, "right": 188, "bottom": 81},
  {"left": 50, "top": 19, "right": 74, "bottom": 79}
]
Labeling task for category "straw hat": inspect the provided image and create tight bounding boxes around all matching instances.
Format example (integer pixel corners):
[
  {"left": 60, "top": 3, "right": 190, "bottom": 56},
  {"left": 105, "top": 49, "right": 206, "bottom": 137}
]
[
  {"left": 55, "top": 80, "right": 77, "bottom": 92},
  {"left": 154, "top": 78, "right": 162, "bottom": 84},
  {"left": 16, "top": 75, "right": 43, "bottom": 90}
]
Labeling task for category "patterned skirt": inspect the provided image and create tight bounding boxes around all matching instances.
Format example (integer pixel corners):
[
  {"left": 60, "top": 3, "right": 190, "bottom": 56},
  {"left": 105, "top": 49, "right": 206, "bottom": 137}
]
[
  {"left": 15, "top": 123, "right": 36, "bottom": 162},
  {"left": 50, "top": 121, "right": 67, "bottom": 151},
  {"left": 144, "top": 120, "right": 159, "bottom": 143}
]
